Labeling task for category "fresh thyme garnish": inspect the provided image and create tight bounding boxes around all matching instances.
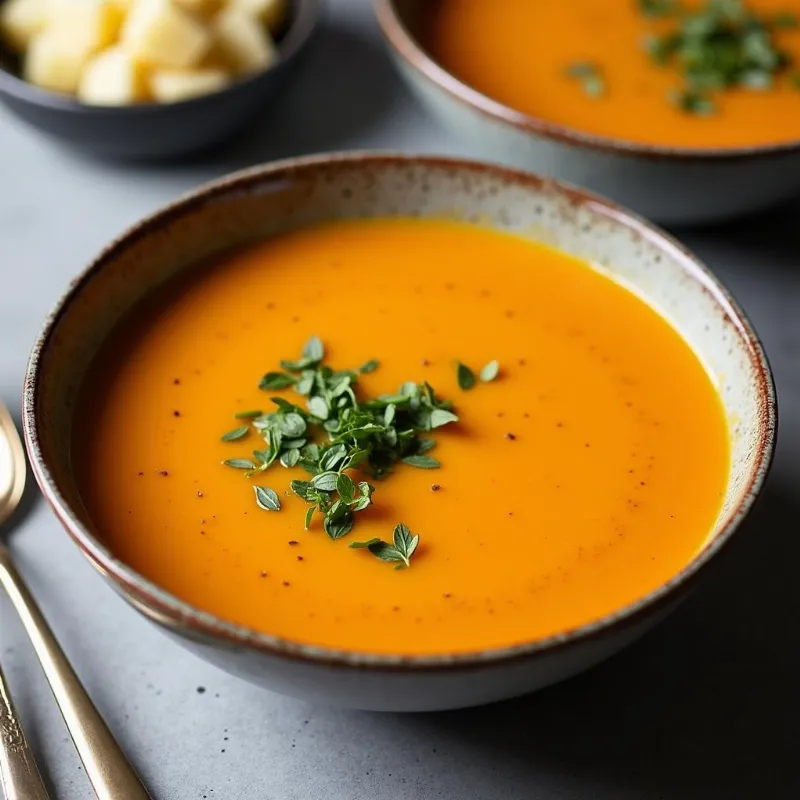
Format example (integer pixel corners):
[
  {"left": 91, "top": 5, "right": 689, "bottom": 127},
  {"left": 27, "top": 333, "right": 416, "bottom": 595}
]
[
  {"left": 220, "top": 336, "right": 476, "bottom": 562},
  {"left": 564, "top": 61, "right": 606, "bottom": 97},
  {"left": 350, "top": 523, "right": 420, "bottom": 569},
  {"left": 640, "top": 0, "right": 798, "bottom": 115}
]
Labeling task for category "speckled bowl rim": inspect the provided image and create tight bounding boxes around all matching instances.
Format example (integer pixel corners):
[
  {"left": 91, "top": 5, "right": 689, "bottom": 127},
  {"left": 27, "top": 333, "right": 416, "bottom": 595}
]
[
  {"left": 0, "top": 0, "right": 320, "bottom": 113},
  {"left": 22, "top": 152, "right": 777, "bottom": 672},
  {"left": 374, "top": 0, "right": 800, "bottom": 162}
]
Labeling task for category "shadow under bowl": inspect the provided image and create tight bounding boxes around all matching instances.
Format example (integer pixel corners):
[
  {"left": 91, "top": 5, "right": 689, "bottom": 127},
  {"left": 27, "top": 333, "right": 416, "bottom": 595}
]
[
  {"left": 0, "top": 0, "right": 320, "bottom": 160},
  {"left": 22, "top": 153, "right": 776, "bottom": 711},
  {"left": 375, "top": 0, "right": 800, "bottom": 226}
]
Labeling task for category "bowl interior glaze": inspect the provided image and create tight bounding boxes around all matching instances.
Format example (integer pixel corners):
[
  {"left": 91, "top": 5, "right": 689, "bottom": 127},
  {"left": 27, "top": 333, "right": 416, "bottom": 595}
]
[{"left": 24, "top": 154, "right": 774, "bottom": 671}]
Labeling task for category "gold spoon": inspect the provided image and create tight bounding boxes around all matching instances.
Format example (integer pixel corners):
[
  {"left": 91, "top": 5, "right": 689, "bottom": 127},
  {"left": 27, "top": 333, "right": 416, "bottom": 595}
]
[
  {"left": 0, "top": 659, "right": 51, "bottom": 800},
  {"left": 0, "top": 401, "right": 151, "bottom": 799}
]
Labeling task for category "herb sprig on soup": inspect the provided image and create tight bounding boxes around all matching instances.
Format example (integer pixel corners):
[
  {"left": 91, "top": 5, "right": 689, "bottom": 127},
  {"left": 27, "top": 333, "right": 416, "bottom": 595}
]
[{"left": 73, "top": 219, "right": 729, "bottom": 655}]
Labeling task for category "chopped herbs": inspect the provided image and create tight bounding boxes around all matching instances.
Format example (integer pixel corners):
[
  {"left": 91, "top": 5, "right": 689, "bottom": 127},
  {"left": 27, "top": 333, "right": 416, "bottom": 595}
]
[
  {"left": 221, "top": 426, "right": 249, "bottom": 442},
  {"left": 564, "top": 61, "right": 606, "bottom": 97},
  {"left": 640, "top": 0, "right": 798, "bottom": 114},
  {"left": 456, "top": 362, "right": 476, "bottom": 390},
  {"left": 220, "top": 337, "right": 505, "bottom": 565},
  {"left": 350, "top": 523, "right": 420, "bottom": 569}
]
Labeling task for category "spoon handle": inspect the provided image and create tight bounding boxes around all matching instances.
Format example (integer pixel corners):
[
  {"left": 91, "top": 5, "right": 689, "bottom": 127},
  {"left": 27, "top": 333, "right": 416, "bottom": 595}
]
[
  {"left": 0, "top": 548, "right": 151, "bottom": 799},
  {"left": 0, "top": 660, "right": 52, "bottom": 800}
]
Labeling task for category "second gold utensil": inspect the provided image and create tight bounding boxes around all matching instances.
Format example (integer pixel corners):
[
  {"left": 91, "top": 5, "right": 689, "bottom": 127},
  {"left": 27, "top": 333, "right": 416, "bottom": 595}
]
[{"left": 0, "top": 402, "right": 151, "bottom": 799}]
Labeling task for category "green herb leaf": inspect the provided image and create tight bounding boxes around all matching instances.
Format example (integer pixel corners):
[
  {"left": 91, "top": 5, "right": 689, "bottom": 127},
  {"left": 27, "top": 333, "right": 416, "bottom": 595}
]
[
  {"left": 324, "top": 504, "right": 354, "bottom": 540},
  {"left": 479, "top": 360, "right": 500, "bottom": 382},
  {"left": 280, "top": 449, "right": 301, "bottom": 468},
  {"left": 350, "top": 523, "right": 420, "bottom": 568},
  {"left": 259, "top": 372, "right": 295, "bottom": 390},
  {"left": 402, "top": 455, "right": 441, "bottom": 469},
  {"left": 303, "top": 335, "right": 324, "bottom": 363},
  {"left": 319, "top": 444, "right": 347, "bottom": 471},
  {"left": 224, "top": 458, "right": 257, "bottom": 470},
  {"left": 254, "top": 486, "right": 281, "bottom": 511},
  {"left": 456, "top": 362, "right": 476, "bottom": 391},
  {"left": 304, "top": 506, "right": 314, "bottom": 530},
  {"left": 349, "top": 537, "right": 382, "bottom": 549},
  {"left": 234, "top": 409, "right": 263, "bottom": 419},
  {"left": 430, "top": 408, "right": 459, "bottom": 428},
  {"left": 290, "top": 480, "right": 314, "bottom": 501},
  {"left": 359, "top": 359, "right": 379, "bottom": 374},
  {"left": 564, "top": 61, "right": 606, "bottom": 97},
  {"left": 336, "top": 472, "right": 355, "bottom": 504},
  {"left": 221, "top": 426, "right": 249, "bottom": 442},
  {"left": 312, "top": 471, "right": 339, "bottom": 492},
  {"left": 308, "top": 396, "right": 329, "bottom": 420},
  {"left": 280, "top": 413, "right": 307, "bottom": 438},
  {"left": 669, "top": 87, "right": 716, "bottom": 115}
]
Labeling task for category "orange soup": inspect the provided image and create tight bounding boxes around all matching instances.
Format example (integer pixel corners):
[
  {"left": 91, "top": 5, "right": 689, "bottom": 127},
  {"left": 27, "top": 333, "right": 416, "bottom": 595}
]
[
  {"left": 423, "top": 0, "right": 800, "bottom": 148},
  {"left": 73, "top": 219, "right": 729, "bottom": 655}
]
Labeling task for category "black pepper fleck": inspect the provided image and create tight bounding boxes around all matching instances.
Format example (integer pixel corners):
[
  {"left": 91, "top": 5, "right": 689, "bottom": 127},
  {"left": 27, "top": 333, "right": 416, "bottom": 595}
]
[
  {"left": 505, "top": 433, "right": 517, "bottom": 441},
  {"left": 431, "top": 484, "right": 441, "bottom": 492}
]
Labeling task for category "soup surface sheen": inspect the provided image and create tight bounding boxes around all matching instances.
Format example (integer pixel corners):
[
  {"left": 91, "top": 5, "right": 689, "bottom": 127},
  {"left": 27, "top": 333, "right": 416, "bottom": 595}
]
[
  {"left": 75, "top": 219, "right": 728, "bottom": 655},
  {"left": 423, "top": 0, "right": 800, "bottom": 148}
]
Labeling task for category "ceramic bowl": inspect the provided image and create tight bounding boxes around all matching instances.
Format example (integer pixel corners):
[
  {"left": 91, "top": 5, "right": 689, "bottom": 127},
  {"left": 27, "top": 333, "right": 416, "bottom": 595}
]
[
  {"left": 375, "top": 0, "right": 800, "bottom": 226},
  {"left": 22, "top": 153, "right": 775, "bottom": 711},
  {"left": 0, "top": 0, "right": 319, "bottom": 160}
]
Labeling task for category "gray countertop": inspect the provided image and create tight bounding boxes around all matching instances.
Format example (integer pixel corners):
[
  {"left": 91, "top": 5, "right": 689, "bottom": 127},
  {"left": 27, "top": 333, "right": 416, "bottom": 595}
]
[{"left": 1, "top": 1, "right": 798, "bottom": 798}]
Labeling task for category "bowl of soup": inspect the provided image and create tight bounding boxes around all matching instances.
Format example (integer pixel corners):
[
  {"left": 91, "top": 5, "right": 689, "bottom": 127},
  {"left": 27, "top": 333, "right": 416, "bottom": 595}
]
[
  {"left": 22, "top": 153, "right": 775, "bottom": 711},
  {"left": 375, "top": 0, "right": 800, "bottom": 224}
]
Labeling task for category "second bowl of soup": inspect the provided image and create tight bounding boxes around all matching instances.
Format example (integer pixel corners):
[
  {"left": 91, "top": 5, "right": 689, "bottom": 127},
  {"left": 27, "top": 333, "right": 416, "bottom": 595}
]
[
  {"left": 23, "top": 154, "right": 775, "bottom": 710},
  {"left": 376, "top": 0, "right": 800, "bottom": 224}
]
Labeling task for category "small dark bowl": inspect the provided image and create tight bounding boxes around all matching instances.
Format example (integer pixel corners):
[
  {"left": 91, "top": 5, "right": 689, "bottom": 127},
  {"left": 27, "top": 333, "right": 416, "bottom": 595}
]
[{"left": 0, "top": 0, "right": 320, "bottom": 160}]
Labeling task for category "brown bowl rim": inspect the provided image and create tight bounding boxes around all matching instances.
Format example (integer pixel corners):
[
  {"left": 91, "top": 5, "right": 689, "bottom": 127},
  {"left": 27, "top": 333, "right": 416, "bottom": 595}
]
[
  {"left": 373, "top": 0, "right": 800, "bottom": 162},
  {"left": 0, "top": 0, "right": 321, "bottom": 113},
  {"left": 22, "top": 152, "right": 777, "bottom": 672}
]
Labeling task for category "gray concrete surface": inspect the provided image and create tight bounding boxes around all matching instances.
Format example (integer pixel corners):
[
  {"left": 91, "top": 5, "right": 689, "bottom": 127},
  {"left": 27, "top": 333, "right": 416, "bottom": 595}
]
[{"left": 1, "top": 1, "right": 798, "bottom": 797}]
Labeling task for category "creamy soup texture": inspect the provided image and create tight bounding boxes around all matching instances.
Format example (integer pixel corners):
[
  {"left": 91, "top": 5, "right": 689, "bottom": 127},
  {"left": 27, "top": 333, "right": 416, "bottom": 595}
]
[{"left": 74, "top": 219, "right": 729, "bottom": 655}]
